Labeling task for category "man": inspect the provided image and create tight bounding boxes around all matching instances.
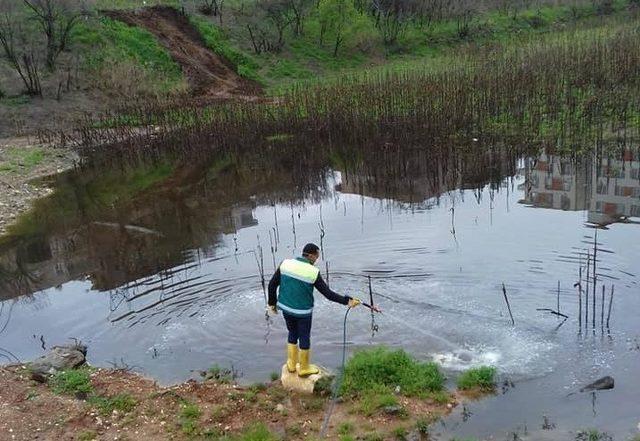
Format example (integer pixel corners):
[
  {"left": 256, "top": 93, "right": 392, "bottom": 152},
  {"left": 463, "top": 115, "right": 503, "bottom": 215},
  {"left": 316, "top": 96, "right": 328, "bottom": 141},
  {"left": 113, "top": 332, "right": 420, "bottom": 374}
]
[{"left": 268, "top": 243, "right": 361, "bottom": 377}]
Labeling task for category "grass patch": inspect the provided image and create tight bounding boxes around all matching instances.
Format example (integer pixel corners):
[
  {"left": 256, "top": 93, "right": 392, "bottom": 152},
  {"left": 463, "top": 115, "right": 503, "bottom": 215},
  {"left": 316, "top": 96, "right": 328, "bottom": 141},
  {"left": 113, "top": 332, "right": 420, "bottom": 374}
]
[
  {"left": 189, "top": 14, "right": 261, "bottom": 83},
  {"left": 357, "top": 385, "right": 399, "bottom": 416},
  {"left": 229, "top": 422, "right": 279, "bottom": 441},
  {"left": 179, "top": 402, "right": 202, "bottom": 435},
  {"left": 77, "top": 430, "right": 98, "bottom": 441},
  {"left": 338, "top": 421, "right": 354, "bottom": 435},
  {"left": 0, "top": 147, "right": 46, "bottom": 175},
  {"left": 88, "top": 393, "right": 137, "bottom": 415},
  {"left": 456, "top": 366, "right": 497, "bottom": 392},
  {"left": 341, "top": 347, "right": 445, "bottom": 398},
  {"left": 49, "top": 369, "right": 94, "bottom": 396},
  {"left": 72, "top": 16, "right": 184, "bottom": 94}
]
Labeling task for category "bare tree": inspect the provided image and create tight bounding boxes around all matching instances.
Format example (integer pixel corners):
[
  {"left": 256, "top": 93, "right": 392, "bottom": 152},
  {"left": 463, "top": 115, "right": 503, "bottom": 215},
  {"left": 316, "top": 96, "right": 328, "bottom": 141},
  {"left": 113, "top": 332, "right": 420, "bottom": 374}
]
[
  {"left": 196, "top": 0, "right": 225, "bottom": 19},
  {"left": 284, "top": 0, "right": 313, "bottom": 36},
  {"left": 0, "top": 3, "right": 43, "bottom": 96},
  {"left": 241, "top": 0, "right": 292, "bottom": 54},
  {"left": 22, "top": 0, "right": 87, "bottom": 71}
]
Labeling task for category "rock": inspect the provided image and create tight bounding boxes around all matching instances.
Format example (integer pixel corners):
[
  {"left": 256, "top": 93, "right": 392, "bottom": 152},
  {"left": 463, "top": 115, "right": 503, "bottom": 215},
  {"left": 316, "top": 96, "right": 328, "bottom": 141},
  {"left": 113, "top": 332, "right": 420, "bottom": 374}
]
[
  {"left": 28, "top": 343, "right": 87, "bottom": 382},
  {"left": 275, "top": 404, "right": 285, "bottom": 413},
  {"left": 279, "top": 364, "right": 329, "bottom": 395},
  {"left": 580, "top": 376, "right": 614, "bottom": 393},
  {"left": 382, "top": 405, "right": 404, "bottom": 416}
]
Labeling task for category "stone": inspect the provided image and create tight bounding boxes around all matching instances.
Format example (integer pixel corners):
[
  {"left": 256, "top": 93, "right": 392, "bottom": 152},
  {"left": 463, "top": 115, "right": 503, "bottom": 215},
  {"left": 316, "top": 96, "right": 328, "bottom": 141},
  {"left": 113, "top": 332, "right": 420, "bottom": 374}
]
[
  {"left": 580, "top": 376, "right": 614, "bottom": 393},
  {"left": 28, "top": 343, "right": 87, "bottom": 382},
  {"left": 279, "top": 364, "right": 328, "bottom": 395},
  {"left": 382, "top": 405, "right": 405, "bottom": 416}
]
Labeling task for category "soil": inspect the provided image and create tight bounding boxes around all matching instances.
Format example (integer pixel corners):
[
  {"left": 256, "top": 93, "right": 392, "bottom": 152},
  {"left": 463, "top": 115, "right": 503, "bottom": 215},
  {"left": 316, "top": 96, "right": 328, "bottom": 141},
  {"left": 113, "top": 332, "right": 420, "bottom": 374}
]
[
  {"left": 0, "top": 363, "right": 460, "bottom": 441},
  {"left": 0, "top": 138, "right": 76, "bottom": 237},
  {"left": 104, "top": 6, "right": 263, "bottom": 100}
]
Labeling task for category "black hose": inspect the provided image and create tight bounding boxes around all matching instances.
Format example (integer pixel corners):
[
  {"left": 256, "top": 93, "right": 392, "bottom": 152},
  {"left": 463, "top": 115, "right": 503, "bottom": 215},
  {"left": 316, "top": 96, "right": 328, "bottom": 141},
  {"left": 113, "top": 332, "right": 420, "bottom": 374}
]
[{"left": 319, "top": 306, "right": 352, "bottom": 438}]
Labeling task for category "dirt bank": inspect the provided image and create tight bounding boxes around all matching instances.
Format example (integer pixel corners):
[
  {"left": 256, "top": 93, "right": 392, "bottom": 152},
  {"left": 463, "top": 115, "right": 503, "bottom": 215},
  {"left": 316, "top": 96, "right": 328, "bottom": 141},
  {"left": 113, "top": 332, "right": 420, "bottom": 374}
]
[
  {"left": 0, "top": 363, "right": 459, "bottom": 441},
  {"left": 105, "top": 6, "right": 262, "bottom": 100},
  {"left": 0, "top": 138, "right": 76, "bottom": 237}
]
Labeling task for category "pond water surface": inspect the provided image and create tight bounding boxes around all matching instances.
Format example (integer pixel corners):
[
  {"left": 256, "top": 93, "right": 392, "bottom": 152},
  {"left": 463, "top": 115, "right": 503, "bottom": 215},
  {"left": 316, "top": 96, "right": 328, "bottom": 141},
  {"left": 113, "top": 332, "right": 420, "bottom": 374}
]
[{"left": 0, "top": 147, "right": 639, "bottom": 440}]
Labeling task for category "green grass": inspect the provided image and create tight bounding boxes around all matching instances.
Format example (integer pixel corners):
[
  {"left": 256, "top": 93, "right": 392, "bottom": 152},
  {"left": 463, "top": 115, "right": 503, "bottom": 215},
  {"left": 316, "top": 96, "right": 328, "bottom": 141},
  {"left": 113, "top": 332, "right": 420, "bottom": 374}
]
[
  {"left": 179, "top": 402, "right": 202, "bottom": 435},
  {"left": 341, "top": 347, "right": 445, "bottom": 398},
  {"left": 0, "top": 147, "right": 46, "bottom": 175},
  {"left": 338, "top": 422, "right": 354, "bottom": 435},
  {"left": 49, "top": 369, "right": 94, "bottom": 396},
  {"left": 188, "top": 15, "right": 261, "bottom": 83},
  {"left": 227, "top": 422, "right": 279, "bottom": 441},
  {"left": 357, "top": 385, "right": 400, "bottom": 416},
  {"left": 77, "top": 430, "right": 98, "bottom": 441},
  {"left": 88, "top": 393, "right": 137, "bottom": 415},
  {"left": 456, "top": 366, "right": 497, "bottom": 391},
  {"left": 72, "top": 16, "right": 184, "bottom": 93}
]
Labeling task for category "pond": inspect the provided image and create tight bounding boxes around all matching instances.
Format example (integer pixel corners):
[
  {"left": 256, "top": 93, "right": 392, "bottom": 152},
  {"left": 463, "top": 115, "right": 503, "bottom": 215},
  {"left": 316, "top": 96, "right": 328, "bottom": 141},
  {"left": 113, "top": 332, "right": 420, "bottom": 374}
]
[{"left": 0, "top": 145, "right": 639, "bottom": 439}]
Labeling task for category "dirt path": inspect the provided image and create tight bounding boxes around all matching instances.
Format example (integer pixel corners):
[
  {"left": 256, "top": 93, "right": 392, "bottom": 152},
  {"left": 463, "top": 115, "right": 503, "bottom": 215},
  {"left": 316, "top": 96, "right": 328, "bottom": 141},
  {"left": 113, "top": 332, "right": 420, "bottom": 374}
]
[{"left": 105, "top": 6, "right": 262, "bottom": 99}]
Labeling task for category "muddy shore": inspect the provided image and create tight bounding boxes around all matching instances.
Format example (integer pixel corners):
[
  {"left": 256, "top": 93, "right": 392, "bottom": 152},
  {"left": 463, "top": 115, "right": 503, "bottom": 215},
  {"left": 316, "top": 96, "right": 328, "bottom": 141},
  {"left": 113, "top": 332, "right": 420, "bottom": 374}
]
[
  {"left": 0, "top": 138, "right": 76, "bottom": 237},
  {"left": 0, "top": 363, "right": 460, "bottom": 441}
]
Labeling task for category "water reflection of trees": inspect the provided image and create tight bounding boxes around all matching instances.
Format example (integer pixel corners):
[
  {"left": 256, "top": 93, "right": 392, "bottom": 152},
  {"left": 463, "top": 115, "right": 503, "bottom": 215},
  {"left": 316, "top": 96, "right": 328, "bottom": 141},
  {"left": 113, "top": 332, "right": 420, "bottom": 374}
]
[{"left": 0, "top": 142, "right": 526, "bottom": 301}]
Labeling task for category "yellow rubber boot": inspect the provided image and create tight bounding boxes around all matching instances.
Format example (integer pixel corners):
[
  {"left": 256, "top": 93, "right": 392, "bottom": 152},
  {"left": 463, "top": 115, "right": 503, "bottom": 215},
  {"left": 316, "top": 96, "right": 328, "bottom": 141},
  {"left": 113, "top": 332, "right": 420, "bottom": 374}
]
[
  {"left": 286, "top": 343, "right": 298, "bottom": 373},
  {"left": 297, "top": 349, "right": 320, "bottom": 377}
]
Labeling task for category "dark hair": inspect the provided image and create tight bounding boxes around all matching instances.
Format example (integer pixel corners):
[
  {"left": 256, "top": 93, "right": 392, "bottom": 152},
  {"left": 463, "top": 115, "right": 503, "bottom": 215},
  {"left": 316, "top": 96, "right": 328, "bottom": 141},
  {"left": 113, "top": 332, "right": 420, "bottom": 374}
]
[{"left": 302, "top": 243, "right": 320, "bottom": 256}]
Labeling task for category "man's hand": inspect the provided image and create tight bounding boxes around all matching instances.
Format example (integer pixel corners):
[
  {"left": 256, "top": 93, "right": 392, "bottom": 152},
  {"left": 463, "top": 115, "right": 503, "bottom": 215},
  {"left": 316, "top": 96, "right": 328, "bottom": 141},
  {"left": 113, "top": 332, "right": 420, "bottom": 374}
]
[
  {"left": 267, "top": 304, "right": 278, "bottom": 315},
  {"left": 348, "top": 298, "right": 361, "bottom": 308}
]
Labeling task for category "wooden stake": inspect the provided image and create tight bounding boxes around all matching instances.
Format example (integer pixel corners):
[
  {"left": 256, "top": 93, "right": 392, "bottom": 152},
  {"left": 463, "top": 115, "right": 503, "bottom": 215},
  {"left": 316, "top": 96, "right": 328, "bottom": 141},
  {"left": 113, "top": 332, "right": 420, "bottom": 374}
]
[
  {"left": 606, "top": 285, "right": 614, "bottom": 329},
  {"left": 502, "top": 283, "right": 515, "bottom": 326}
]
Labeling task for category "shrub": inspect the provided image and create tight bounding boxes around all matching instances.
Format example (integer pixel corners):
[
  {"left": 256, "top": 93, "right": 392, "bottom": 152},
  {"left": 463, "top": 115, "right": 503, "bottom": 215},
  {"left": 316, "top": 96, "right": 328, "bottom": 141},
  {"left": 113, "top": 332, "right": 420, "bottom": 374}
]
[
  {"left": 456, "top": 366, "right": 497, "bottom": 391},
  {"left": 341, "top": 347, "right": 445, "bottom": 398}
]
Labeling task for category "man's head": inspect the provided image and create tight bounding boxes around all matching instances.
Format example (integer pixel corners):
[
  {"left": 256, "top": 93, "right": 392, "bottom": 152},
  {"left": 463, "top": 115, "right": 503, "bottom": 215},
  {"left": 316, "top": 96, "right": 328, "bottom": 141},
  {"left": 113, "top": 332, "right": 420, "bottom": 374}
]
[{"left": 302, "top": 243, "right": 320, "bottom": 264}]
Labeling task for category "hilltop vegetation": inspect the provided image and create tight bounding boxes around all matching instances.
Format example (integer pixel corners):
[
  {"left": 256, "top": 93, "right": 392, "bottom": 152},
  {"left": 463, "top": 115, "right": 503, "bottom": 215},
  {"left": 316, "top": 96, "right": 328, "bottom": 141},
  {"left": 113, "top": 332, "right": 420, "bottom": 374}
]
[{"left": 1, "top": 0, "right": 638, "bottom": 136}]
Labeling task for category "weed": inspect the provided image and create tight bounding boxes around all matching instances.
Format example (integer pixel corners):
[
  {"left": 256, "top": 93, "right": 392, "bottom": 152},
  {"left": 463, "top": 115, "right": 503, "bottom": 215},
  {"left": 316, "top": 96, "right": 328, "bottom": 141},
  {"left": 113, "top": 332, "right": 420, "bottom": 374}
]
[
  {"left": 77, "top": 430, "right": 97, "bottom": 441},
  {"left": 426, "top": 390, "right": 451, "bottom": 404},
  {"left": 457, "top": 366, "right": 497, "bottom": 391},
  {"left": 88, "top": 393, "right": 137, "bottom": 415},
  {"left": 300, "top": 395, "right": 326, "bottom": 412},
  {"left": 575, "top": 429, "right": 613, "bottom": 441},
  {"left": 231, "top": 422, "right": 279, "bottom": 441},
  {"left": 179, "top": 402, "right": 202, "bottom": 435},
  {"left": 392, "top": 426, "right": 408, "bottom": 440},
  {"left": 341, "top": 347, "right": 445, "bottom": 398},
  {"left": 363, "top": 433, "right": 384, "bottom": 441},
  {"left": 415, "top": 417, "right": 431, "bottom": 434},
  {"left": 338, "top": 421, "right": 354, "bottom": 435},
  {"left": 49, "top": 369, "right": 93, "bottom": 397},
  {"left": 313, "top": 374, "right": 334, "bottom": 396},
  {"left": 339, "top": 436, "right": 356, "bottom": 441},
  {"left": 357, "top": 384, "right": 399, "bottom": 416},
  {"left": 207, "top": 364, "right": 235, "bottom": 383},
  {"left": 269, "top": 371, "right": 279, "bottom": 381}
]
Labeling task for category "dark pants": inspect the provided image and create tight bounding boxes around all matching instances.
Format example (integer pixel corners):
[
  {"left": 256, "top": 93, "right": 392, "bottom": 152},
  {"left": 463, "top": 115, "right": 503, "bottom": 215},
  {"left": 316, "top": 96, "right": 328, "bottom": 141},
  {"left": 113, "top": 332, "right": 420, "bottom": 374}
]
[{"left": 283, "top": 312, "right": 312, "bottom": 350}]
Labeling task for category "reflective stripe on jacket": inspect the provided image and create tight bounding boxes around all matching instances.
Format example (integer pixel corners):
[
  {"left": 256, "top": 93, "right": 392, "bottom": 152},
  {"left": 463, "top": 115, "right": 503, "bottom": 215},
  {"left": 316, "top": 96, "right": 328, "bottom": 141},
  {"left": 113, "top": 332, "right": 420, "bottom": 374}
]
[{"left": 276, "top": 257, "right": 320, "bottom": 317}]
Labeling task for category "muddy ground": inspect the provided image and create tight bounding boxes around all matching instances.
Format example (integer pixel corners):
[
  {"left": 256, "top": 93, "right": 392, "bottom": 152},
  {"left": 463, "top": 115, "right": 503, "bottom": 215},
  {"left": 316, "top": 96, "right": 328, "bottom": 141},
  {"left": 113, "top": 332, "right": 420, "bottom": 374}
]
[
  {"left": 0, "top": 364, "right": 460, "bottom": 441},
  {"left": 0, "top": 138, "right": 76, "bottom": 237}
]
